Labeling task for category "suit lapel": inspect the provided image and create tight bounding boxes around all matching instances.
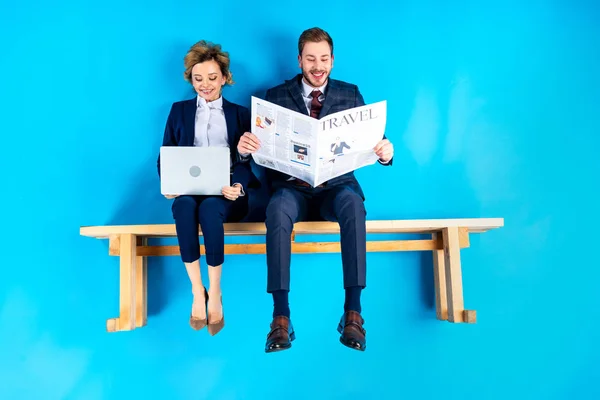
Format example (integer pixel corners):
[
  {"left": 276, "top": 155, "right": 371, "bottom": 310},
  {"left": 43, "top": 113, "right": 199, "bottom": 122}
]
[
  {"left": 222, "top": 98, "right": 236, "bottom": 146},
  {"left": 183, "top": 98, "right": 196, "bottom": 146},
  {"left": 287, "top": 75, "right": 341, "bottom": 118},
  {"left": 286, "top": 76, "right": 309, "bottom": 116}
]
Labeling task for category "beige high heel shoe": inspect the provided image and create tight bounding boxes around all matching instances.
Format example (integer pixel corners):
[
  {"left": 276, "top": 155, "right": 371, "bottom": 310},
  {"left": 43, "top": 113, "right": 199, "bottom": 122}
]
[
  {"left": 207, "top": 295, "right": 225, "bottom": 336},
  {"left": 189, "top": 287, "right": 208, "bottom": 330}
]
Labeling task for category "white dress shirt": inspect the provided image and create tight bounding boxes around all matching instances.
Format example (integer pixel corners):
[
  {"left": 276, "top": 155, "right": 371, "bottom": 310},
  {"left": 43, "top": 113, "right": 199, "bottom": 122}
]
[
  {"left": 301, "top": 78, "right": 327, "bottom": 114},
  {"left": 194, "top": 95, "right": 245, "bottom": 194},
  {"left": 194, "top": 95, "right": 229, "bottom": 149}
]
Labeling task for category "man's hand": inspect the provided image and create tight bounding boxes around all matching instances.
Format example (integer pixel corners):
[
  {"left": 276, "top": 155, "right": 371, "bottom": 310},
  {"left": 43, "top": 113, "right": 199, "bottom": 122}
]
[
  {"left": 222, "top": 184, "right": 242, "bottom": 201},
  {"left": 164, "top": 194, "right": 179, "bottom": 199},
  {"left": 374, "top": 139, "right": 394, "bottom": 163},
  {"left": 238, "top": 132, "right": 261, "bottom": 155}
]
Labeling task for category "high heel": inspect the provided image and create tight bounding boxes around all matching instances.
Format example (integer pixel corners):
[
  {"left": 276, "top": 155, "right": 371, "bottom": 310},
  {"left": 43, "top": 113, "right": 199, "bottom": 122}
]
[
  {"left": 189, "top": 287, "right": 209, "bottom": 331},
  {"left": 207, "top": 295, "right": 225, "bottom": 336}
]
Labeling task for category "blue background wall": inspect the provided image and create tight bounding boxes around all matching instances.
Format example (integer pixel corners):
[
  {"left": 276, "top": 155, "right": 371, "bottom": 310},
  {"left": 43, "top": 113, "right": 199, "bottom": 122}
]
[{"left": 1, "top": 0, "right": 599, "bottom": 399}]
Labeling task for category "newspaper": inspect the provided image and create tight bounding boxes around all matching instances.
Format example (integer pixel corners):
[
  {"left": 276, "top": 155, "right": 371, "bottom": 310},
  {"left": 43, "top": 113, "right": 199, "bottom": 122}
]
[{"left": 250, "top": 96, "right": 387, "bottom": 187}]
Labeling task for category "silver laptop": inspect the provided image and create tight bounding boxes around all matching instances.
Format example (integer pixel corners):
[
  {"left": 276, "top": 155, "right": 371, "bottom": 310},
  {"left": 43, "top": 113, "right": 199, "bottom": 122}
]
[{"left": 160, "top": 146, "right": 230, "bottom": 196}]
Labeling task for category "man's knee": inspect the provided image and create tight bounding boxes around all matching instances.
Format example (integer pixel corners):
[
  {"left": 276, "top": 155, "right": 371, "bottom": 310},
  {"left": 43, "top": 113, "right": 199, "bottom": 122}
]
[
  {"left": 335, "top": 189, "right": 366, "bottom": 220},
  {"left": 266, "top": 190, "right": 296, "bottom": 229}
]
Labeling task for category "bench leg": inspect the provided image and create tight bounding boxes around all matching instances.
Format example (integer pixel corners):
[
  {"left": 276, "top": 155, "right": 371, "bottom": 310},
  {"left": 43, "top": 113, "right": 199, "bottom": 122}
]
[
  {"left": 107, "top": 233, "right": 138, "bottom": 332},
  {"left": 442, "top": 227, "right": 477, "bottom": 323},
  {"left": 432, "top": 232, "right": 448, "bottom": 320},
  {"left": 136, "top": 237, "right": 148, "bottom": 328}
]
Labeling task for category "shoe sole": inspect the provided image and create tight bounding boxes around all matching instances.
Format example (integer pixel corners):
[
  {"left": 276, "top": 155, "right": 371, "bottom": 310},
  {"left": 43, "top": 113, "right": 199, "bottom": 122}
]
[
  {"left": 337, "top": 324, "right": 366, "bottom": 351},
  {"left": 339, "top": 337, "right": 366, "bottom": 351},
  {"left": 265, "top": 331, "right": 295, "bottom": 353},
  {"left": 265, "top": 344, "right": 292, "bottom": 353}
]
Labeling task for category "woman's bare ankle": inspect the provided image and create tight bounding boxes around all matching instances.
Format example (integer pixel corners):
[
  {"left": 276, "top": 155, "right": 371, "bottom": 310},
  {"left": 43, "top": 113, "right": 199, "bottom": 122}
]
[
  {"left": 192, "top": 285, "right": 205, "bottom": 298},
  {"left": 208, "top": 286, "right": 221, "bottom": 297}
]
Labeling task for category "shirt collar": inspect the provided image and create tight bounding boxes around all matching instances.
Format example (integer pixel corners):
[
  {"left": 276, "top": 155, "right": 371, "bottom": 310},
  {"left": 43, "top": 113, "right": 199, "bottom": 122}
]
[
  {"left": 197, "top": 95, "right": 223, "bottom": 110},
  {"left": 301, "top": 77, "right": 327, "bottom": 98}
]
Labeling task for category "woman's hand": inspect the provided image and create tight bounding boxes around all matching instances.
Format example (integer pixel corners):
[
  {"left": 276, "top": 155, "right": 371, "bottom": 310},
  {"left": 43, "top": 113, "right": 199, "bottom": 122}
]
[
  {"left": 238, "top": 132, "right": 261, "bottom": 155},
  {"left": 222, "top": 184, "right": 242, "bottom": 201},
  {"left": 164, "top": 194, "right": 179, "bottom": 199}
]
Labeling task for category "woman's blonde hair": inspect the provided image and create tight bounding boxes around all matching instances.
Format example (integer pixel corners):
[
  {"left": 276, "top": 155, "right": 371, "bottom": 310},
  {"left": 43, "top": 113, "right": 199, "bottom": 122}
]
[{"left": 183, "top": 40, "right": 234, "bottom": 85}]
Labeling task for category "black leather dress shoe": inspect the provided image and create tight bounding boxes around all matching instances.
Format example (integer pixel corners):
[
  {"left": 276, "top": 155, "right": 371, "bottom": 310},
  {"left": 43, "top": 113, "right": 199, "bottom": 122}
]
[
  {"left": 337, "top": 310, "right": 366, "bottom": 351},
  {"left": 265, "top": 315, "right": 295, "bottom": 353}
]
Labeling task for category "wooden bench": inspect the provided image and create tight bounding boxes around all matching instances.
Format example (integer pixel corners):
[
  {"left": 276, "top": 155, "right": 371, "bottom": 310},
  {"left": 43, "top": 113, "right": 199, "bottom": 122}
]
[{"left": 79, "top": 218, "right": 503, "bottom": 332}]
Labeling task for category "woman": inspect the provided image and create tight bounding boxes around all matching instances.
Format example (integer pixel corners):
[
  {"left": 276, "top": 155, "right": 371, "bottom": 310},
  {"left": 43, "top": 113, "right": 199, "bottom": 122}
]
[{"left": 157, "top": 40, "right": 253, "bottom": 335}]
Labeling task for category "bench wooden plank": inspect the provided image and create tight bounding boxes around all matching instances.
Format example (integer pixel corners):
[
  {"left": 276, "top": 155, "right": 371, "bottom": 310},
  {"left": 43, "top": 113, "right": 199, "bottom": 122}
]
[{"left": 80, "top": 218, "right": 504, "bottom": 238}]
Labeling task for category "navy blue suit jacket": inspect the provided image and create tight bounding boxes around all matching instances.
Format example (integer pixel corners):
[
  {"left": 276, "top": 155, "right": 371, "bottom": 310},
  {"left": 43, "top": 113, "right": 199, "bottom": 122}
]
[
  {"left": 157, "top": 97, "right": 253, "bottom": 191},
  {"left": 263, "top": 74, "right": 392, "bottom": 199}
]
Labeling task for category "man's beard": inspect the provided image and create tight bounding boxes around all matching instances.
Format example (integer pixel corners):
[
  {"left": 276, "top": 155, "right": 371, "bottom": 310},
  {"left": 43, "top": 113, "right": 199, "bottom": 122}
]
[{"left": 302, "top": 68, "right": 329, "bottom": 87}]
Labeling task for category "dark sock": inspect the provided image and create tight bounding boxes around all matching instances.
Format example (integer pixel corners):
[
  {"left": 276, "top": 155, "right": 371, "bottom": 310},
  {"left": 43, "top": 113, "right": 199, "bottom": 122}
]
[
  {"left": 344, "top": 286, "right": 362, "bottom": 313},
  {"left": 272, "top": 290, "right": 290, "bottom": 318}
]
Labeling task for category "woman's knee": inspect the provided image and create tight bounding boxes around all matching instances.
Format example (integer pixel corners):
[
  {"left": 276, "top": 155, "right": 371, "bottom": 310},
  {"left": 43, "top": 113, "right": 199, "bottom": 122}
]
[
  {"left": 198, "top": 197, "right": 227, "bottom": 226},
  {"left": 172, "top": 196, "right": 197, "bottom": 219}
]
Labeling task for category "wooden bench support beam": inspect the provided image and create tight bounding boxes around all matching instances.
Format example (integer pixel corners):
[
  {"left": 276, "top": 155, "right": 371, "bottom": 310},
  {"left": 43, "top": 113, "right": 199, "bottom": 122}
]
[
  {"left": 136, "top": 237, "right": 148, "bottom": 328},
  {"left": 442, "top": 227, "right": 476, "bottom": 323},
  {"left": 110, "top": 238, "right": 472, "bottom": 257},
  {"left": 432, "top": 232, "right": 448, "bottom": 321},
  {"left": 463, "top": 310, "right": 477, "bottom": 323},
  {"left": 108, "top": 234, "right": 120, "bottom": 256},
  {"left": 432, "top": 228, "right": 471, "bottom": 321},
  {"left": 107, "top": 233, "right": 138, "bottom": 332}
]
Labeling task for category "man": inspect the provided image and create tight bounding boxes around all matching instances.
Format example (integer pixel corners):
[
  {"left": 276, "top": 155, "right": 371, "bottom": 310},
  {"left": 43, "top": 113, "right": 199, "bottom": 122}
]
[{"left": 238, "top": 27, "right": 394, "bottom": 352}]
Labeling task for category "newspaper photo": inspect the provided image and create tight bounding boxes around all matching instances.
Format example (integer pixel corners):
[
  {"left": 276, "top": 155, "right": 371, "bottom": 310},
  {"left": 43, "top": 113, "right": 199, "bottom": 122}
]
[{"left": 250, "top": 96, "right": 387, "bottom": 187}]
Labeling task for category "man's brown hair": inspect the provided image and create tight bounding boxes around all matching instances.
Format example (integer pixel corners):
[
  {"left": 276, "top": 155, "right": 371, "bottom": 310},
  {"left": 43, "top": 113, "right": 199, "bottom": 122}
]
[{"left": 298, "top": 27, "right": 333, "bottom": 56}]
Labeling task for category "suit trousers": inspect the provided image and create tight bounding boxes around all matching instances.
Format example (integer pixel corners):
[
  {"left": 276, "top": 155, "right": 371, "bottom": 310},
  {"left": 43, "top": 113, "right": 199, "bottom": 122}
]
[
  {"left": 172, "top": 195, "right": 248, "bottom": 265},
  {"left": 265, "top": 182, "right": 367, "bottom": 292}
]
